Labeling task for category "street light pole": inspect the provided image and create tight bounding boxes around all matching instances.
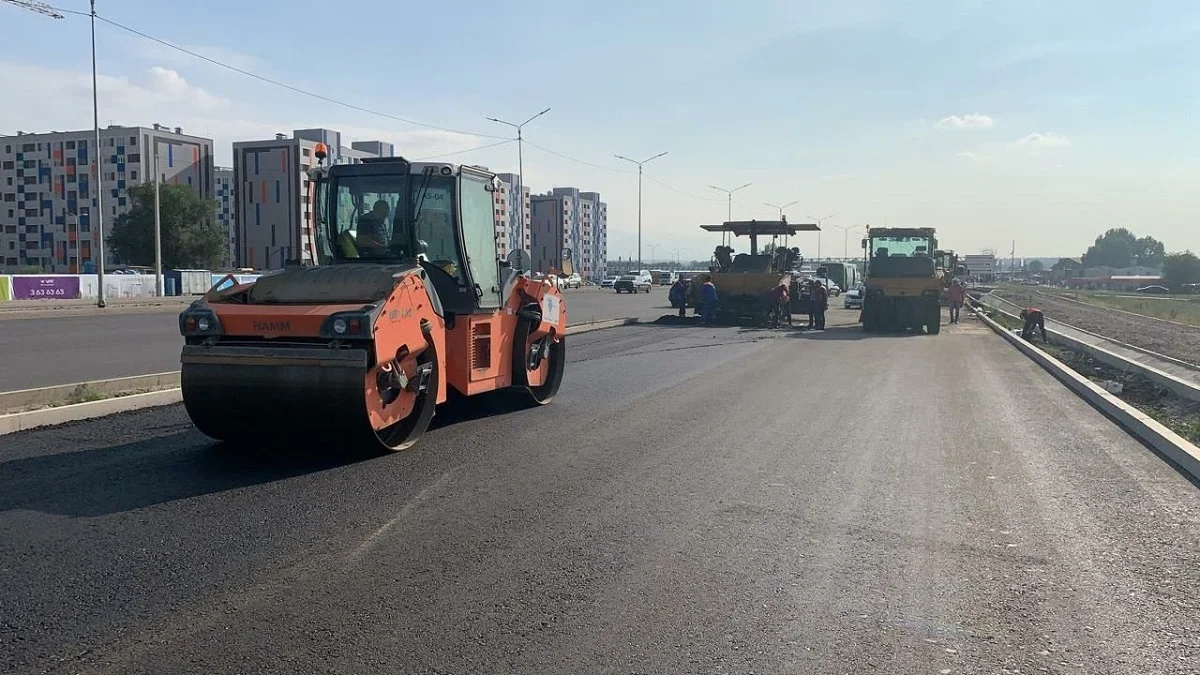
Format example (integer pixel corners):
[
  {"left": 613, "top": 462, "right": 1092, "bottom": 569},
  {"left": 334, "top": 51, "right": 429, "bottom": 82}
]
[
  {"left": 764, "top": 200, "right": 799, "bottom": 221},
  {"left": 486, "top": 107, "right": 550, "bottom": 252},
  {"left": 614, "top": 151, "right": 668, "bottom": 273},
  {"left": 153, "top": 145, "right": 162, "bottom": 296},
  {"left": 90, "top": 0, "right": 106, "bottom": 307},
  {"left": 709, "top": 182, "right": 751, "bottom": 246},
  {"left": 808, "top": 213, "right": 835, "bottom": 262}
]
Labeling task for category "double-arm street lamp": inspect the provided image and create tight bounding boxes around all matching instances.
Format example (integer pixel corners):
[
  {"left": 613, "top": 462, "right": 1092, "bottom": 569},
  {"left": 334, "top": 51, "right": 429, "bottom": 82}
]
[{"left": 614, "top": 151, "right": 668, "bottom": 272}]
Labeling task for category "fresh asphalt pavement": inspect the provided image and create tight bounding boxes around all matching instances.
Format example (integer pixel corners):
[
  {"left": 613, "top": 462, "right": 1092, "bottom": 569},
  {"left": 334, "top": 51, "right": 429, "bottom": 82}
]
[
  {"left": 2, "top": 312, "right": 1197, "bottom": 674},
  {"left": 0, "top": 286, "right": 672, "bottom": 391}
]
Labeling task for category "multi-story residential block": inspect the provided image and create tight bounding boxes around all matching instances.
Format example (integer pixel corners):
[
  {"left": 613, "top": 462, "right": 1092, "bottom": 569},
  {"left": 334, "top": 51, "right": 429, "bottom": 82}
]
[
  {"left": 581, "top": 191, "right": 608, "bottom": 280},
  {"left": 494, "top": 173, "right": 530, "bottom": 258},
  {"left": 0, "top": 124, "right": 214, "bottom": 272},
  {"left": 548, "top": 187, "right": 607, "bottom": 280},
  {"left": 214, "top": 167, "right": 234, "bottom": 268},
  {"left": 231, "top": 128, "right": 392, "bottom": 269}
]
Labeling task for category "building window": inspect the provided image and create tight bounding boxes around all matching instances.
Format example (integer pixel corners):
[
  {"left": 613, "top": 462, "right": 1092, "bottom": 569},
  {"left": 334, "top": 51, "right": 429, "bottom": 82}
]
[
  {"left": 130, "top": 170, "right": 138, "bottom": 180},
  {"left": 130, "top": 136, "right": 137, "bottom": 146}
]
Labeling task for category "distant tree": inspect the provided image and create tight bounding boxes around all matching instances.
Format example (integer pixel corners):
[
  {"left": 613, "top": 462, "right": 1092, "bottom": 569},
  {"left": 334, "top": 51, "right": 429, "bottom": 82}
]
[
  {"left": 108, "top": 182, "right": 225, "bottom": 269},
  {"left": 1135, "top": 236, "right": 1165, "bottom": 267},
  {"left": 1082, "top": 228, "right": 1136, "bottom": 267},
  {"left": 1027, "top": 260, "right": 1045, "bottom": 272},
  {"left": 1081, "top": 228, "right": 1165, "bottom": 268},
  {"left": 1162, "top": 251, "right": 1200, "bottom": 292}
]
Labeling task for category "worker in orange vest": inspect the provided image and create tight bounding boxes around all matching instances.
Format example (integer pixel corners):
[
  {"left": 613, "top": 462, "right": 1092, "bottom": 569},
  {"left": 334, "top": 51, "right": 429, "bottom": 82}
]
[{"left": 1020, "top": 307, "right": 1047, "bottom": 342}]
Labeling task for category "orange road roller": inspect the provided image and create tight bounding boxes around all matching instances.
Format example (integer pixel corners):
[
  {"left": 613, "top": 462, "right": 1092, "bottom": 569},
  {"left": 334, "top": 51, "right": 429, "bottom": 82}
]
[{"left": 178, "top": 150, "right": 567, "bottom": 451}]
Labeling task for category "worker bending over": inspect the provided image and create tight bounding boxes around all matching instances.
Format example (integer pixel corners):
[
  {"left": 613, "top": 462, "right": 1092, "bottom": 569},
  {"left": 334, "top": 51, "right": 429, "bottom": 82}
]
[{"left": 1019, "top": 307, "right": 1047, "bottom": 342}]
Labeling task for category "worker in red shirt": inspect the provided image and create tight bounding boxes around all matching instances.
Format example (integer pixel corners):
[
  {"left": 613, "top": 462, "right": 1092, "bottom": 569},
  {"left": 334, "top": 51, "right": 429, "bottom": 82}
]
[
  {"left": 947, "top": 278, "right": 967, "bottom": 323},
  {"left": 812, "top": 279, "right": 829, "bottom": 330}
]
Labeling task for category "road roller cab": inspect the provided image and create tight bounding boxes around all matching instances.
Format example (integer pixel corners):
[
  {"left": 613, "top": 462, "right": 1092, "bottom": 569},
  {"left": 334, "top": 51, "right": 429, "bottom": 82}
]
[{"left": 179, "top": 153, "right": 568, "bottom": 451}]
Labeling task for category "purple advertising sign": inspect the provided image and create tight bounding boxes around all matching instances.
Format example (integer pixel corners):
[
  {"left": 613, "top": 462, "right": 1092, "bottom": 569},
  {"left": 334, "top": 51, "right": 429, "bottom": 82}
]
[{"left": 11, "top": 276, "right": 82, "bottom": 300}]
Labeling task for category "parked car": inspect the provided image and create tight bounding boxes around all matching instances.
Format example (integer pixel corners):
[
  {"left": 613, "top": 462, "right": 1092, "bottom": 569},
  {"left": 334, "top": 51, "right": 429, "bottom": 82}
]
[
  {"left": 614, "top": 270, "right": 653, "bottom": 293},
  {"left": 600, "top": 275, "right": 620, "bottom": 288},
  {"left": 562, "top": 273, "right": 582, "bottom": 289},
  {"left": 1136, "top": 285, "right": 1170, "bottom": 294},
  {"left": 843, "top": 284, "right": 864, "bottom": 309}
]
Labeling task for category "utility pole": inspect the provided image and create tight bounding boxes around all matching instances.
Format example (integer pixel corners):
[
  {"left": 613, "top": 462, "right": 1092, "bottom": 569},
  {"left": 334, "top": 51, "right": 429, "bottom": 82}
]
[
  {"left": 808, "top": 214, "right": 835, "bottom": 262},
  {"left": 764, "top": 200, "right": 799, "bottom": 221},
  {"left": 4, "top": 0, "right": 109, "bottom": 304},
  {"left": 614, "top": 151, "right": 668, "bottom": 274},
  {"left": 486, "top": 107, "right": 550, "bottom": 250},
  {"left": 90, "top": 0, "right": 106, "bottom": 306},
  {"left": 153, "top": 144, "right": 163, "bottom": 296},
  {"left": 709, "top": 183, "right": 751, "bottom": 247}
]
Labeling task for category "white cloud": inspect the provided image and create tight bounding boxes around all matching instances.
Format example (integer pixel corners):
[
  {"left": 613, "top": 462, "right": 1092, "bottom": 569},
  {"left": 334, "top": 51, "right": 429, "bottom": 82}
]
[
  {"left": 144, "top": 67, "right": 226, "bottom": 108},
  {"left": 956, "top": 151, "right": 991, "bottom": 162},
  {"left": 1009, "top": 132, "right": 1071, "bottom": 150},
  {"left": 935, "top": 114, "right": 996, "bottom": 130}
]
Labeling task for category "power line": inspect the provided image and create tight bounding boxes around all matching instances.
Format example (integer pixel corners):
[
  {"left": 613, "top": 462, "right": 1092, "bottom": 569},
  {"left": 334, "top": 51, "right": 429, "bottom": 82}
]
[
  {"left": 67, "top": 9, "right": 510, "bottom": 141},
  {"left": 523, "top": 140, "right": 634, "bottom": 173},
  {"left": 413, "top": 138, "right": 516, "bottom": 161},
  {"left": 642, "top": 174, "right": 724, "bottom": 202}
]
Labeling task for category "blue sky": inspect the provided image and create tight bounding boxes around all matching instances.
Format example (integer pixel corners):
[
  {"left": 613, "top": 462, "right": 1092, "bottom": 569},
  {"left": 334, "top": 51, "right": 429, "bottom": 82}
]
[{"left": 2, "top": 0, "right": 1197, "bottom": 261}]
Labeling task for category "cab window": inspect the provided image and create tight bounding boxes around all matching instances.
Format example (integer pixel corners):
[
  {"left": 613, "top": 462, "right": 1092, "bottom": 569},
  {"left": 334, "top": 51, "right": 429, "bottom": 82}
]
[{"left": 459, "top": 173, "right": 500, "bottom": 307}]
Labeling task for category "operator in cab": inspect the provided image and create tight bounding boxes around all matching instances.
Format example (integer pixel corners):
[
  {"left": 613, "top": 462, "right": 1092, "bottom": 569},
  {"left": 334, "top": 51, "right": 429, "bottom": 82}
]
[
  {"left": 338, "top": 199, "right": 390, "bottom": 258},
  {"left": 1020, "top": 306, "right": 1047, "bottom": 342}
]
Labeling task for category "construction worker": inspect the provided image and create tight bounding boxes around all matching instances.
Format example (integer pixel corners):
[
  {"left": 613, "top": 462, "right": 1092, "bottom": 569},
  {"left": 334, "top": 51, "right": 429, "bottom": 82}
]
[
  {"left": 766, "top": 282, "right": 791, "bottom": 328},
  {"left": 700, "top": 275, "right": 718, "bottom": 325},
  {"left": 812, "top": 279, "right": 829, "bottom": 330},
  {"left": 947, "top": 278, "right": 966, "bottom": 323},
  {"left": 669, "top": 277, "right": 688, "bottom": 318},
  {"left": 1020, "top": 307, "right": 1047, "bottom": 342}
]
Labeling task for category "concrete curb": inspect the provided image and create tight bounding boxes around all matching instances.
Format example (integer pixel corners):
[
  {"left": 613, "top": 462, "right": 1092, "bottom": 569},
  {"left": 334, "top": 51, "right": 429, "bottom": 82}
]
[
  {"left": 0, "top": 372, "right": 181, "bottom": 412},
  {"left": 976, "top": 300, "right": 1200, "bottom": 404},
  {"left": 564, "top": 317, "right": 640, "bottom": 334},
  {"left": 972, "top": 306, "right": 1200, "bottom": 481},
  {"left": 0, "top": 317, "right": 640, "bottom": 435},
  {"left": 0, "top": 389, "right": 184, "bottom": 435}
]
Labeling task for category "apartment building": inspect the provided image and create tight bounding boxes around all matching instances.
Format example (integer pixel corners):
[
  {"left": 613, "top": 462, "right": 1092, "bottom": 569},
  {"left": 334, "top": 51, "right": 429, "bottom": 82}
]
[
  {"left": 492, "top": 172, "right": 530, "bottom": 260},
  {"left": 231, "top": 128, "right": 392, "bottom": 269},
  {"left": 214, "top": 167, "right": 234, "bottom": 267},
  {"left": 0, "top": 124, "right": 214, "bottom": 272},
  {"left": 548, "top": 187, "right": 607, "bottom": 280}
]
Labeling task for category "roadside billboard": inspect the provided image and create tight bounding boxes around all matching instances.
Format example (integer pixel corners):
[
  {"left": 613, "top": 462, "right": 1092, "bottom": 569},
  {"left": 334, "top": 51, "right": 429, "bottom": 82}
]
[
  {"left": 11, "top": 275, "right": 82, "bottom": 300},
  {"left": 0, "top": 276, "right": 10, "bottom": 302}
]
